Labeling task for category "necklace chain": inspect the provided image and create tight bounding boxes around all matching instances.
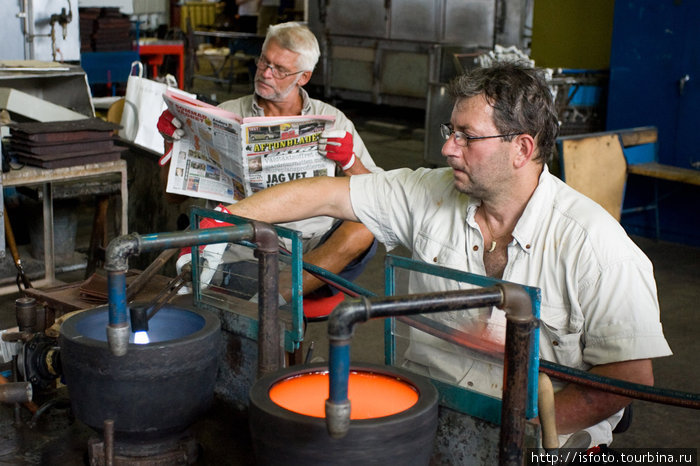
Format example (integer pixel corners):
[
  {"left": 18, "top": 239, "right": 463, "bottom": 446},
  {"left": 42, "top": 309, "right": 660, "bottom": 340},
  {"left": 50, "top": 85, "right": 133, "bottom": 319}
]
[{"left": 482, "top": 211, "right": 508, "bottom": 253}]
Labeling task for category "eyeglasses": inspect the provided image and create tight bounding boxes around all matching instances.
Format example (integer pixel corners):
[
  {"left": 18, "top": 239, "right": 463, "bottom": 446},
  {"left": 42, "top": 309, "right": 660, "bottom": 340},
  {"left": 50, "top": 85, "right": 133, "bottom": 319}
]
[
  {"left": 255, "top": 56, "right": 306, "bottom": 80},
  {"left": 440, "top": 123, "right": 522, "bottom": 147}
]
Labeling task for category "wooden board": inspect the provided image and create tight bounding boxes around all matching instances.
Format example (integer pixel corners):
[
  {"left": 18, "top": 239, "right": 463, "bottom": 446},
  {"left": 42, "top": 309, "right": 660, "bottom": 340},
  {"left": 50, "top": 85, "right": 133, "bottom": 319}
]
[
  {"left": 628, "top": 162, "right": 700, "bottom": 186},
  {"left": 618, "top": 126, "right": 658, "bottom": 147},
  {"left": 560, "top": 134, "right": 628, "bottom": 220}
]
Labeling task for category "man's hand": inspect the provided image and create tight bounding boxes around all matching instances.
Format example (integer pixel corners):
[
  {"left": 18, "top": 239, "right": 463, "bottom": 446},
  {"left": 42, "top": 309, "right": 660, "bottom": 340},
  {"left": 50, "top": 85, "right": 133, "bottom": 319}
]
[
  {"left": 175, "top": 204, "right": 233, "bottom": 294},
  {"left": 157, "top": 110, "right": 185, "bottom": 141},
  {"left": 157, "top": 110, "right": 185, "bottom": 166},
  {"left": 318, "top": 129, "right": 355, "bottom": 171}
]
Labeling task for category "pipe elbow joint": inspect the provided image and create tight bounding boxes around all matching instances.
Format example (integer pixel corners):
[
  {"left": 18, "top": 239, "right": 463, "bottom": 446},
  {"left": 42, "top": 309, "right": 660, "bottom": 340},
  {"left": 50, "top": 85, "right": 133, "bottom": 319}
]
[
  {"left": 104, "top": 233, "right": 141, "bottom": 272},
  {"left": 497, "top": 283, "right": 534, "bottom": 323},
  {"left": 327, "top": 297, "right": 370, "bottom": 342},
  {"left": 251, "top": 221, "right": 278, "bottom": 254}
]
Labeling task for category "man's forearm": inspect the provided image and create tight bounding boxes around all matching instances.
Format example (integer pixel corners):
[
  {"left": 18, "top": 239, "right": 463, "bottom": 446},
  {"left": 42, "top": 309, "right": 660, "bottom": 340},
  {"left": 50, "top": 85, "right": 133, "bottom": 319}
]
[
  {"left": 552, "top": 359, "right": 653, "bottom": 435},
  {"left": 225, "top": 176, "right": 357, "bottom": 224}
]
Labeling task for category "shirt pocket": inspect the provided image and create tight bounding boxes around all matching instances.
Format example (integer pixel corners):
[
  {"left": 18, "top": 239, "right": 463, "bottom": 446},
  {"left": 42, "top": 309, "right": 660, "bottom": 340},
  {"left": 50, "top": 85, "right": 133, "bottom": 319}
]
[
  {"left": 413, "top": 232, "right": 464, "bottom": 268},
  {"left": 538, "top": 303, "right": 585, "bottom": 370}
]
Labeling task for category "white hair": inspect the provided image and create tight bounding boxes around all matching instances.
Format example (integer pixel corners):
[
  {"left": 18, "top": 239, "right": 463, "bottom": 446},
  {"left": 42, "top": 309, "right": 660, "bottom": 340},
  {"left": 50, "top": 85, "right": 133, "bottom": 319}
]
[{"left": 262, "top": 22, "right": 320, "bottom": 71}]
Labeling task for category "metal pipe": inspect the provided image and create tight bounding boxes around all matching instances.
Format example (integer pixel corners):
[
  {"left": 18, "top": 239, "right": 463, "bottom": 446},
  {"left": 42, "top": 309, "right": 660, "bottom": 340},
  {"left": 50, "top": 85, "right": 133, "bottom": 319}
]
[
  {"left": 104, "top": 222, "right": 278, "bottom": 361},
  {"left": 252, "top": 221, "right": 281, "bottom": 376},
  {"left": 325, "top": 283, "right": 535, "bottom": 466},
  {"left": 0, "top": 381, "right": 32, "bottom": 404},
  {"left": 15, "top": 297, "right": 37, "bottom": 333},
  {"left": 325, "top": 285, "right": 506, "bottom": 438},
  {"left": 499, "top": 283, "right": 537, "bottom": 466},
  {"left": 0, "top": 373, "right": 38, "bottom": 415},
  {"left": 19, "top": 0, "right": 34, "bottom": 59}
]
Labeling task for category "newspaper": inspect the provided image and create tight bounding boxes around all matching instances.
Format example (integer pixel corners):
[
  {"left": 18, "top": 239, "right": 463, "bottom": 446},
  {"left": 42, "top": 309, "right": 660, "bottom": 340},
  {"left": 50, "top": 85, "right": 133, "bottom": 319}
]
[{"left": 163, "top": 90, "right": 336, "bottom": 204}]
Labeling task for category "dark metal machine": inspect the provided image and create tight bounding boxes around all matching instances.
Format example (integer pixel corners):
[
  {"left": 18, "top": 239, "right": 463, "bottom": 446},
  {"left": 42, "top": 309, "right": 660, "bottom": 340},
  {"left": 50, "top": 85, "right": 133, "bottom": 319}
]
[{"left": 1, "top": 218, "right": 283, "bottom": 465}]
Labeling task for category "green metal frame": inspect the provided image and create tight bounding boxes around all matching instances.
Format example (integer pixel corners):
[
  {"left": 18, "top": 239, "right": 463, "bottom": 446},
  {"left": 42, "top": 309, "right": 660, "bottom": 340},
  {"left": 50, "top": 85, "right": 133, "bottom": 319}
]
[
  {"left": 190, "top": 206, "right": 305, "bottom": 352},
  {"left": 383, "top": 254, "right": 541, "bottom": 424}
]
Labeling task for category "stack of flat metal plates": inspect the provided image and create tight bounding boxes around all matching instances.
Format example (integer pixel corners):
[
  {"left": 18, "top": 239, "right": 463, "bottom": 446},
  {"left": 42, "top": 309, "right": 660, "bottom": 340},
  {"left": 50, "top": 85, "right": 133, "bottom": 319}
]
[
  {"left": 80, "top": 7, "right": 133, "bottom": 52},
  {"left": 8, "top": 118, "right": 123, "bottom": 169}
]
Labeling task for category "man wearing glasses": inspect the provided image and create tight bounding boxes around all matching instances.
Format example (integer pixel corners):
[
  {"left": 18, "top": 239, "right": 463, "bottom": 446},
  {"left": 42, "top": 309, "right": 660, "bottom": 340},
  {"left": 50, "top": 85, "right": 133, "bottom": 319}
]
[
  {"left": 221, "top": 62, "right": 671, "bottom": 449},
  {"left": 158, "top": 21, "right": 380, "bottom": 300}
]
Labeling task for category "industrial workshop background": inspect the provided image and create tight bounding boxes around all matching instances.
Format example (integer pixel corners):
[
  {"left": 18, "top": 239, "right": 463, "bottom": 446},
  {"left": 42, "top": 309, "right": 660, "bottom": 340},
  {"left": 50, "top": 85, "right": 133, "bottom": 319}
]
[{"left": 0, "top": 1, "right": 697, "bottom": 465}]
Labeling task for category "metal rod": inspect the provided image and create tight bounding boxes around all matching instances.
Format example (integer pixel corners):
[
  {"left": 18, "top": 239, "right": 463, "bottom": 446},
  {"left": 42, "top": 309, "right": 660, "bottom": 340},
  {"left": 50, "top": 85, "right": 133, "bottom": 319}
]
[
  {"left": 144, "top": 271, "right": 189, "bottom": 321},
  {"left": 12, "top": 356, "right": 21, "bottom": 426},
  {"left": 5, "top": 207, "right": 32, "bottom": 292},
  {"left": 125, "top": 247, "right": 179, "bottom": 301},
  {"left": 104, "top": 419, "right": 114, "bottom": 466}
]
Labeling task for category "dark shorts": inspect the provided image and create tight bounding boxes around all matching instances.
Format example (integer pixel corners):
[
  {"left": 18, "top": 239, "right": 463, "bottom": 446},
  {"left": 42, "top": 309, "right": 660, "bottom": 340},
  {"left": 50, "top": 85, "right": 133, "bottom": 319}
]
[{"left": 220, "top": 220, "right": 378, "bottom": 299}]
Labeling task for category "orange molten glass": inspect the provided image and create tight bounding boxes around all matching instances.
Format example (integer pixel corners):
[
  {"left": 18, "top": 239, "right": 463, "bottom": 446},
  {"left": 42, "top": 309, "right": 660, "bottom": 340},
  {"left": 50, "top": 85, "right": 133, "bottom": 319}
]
[{"left": 269, "top": 371, "right": 419, "bottom": 419}]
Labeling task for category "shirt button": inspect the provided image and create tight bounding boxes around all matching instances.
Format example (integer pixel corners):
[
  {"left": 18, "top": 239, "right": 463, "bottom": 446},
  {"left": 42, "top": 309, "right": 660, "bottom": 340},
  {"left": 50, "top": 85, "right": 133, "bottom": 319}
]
[
  {"left": 552, "top": 340, "right": 559, "bottom": 346},
  {"left": 433, "top": 257, "right": 438, "bottom": 262},
  {"left": 526, "top": 244, "right": 531, "bottom": 249},
  {"left": 473, "top": 245, "right": 479, "bottom": 251}
]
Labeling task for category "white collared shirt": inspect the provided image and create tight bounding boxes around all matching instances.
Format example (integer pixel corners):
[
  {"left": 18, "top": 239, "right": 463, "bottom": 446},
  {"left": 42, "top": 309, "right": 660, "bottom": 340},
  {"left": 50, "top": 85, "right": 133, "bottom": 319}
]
[{"left": 350, "top": 164, "right": 672, "bottom": 446}]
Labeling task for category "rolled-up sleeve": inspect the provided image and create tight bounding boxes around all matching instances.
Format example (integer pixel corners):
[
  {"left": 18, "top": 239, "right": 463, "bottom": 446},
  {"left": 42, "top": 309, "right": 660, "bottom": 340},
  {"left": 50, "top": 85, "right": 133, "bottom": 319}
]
[{"left": 578, "top": 253, "right": 672, "bottom": 365}]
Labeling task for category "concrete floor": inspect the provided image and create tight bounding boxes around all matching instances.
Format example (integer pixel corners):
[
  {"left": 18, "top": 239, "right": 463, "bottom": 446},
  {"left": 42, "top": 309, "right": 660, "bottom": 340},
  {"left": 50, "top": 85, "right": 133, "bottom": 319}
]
[{"left": 0, "top": 74, "right": 697, "bottom": 463}]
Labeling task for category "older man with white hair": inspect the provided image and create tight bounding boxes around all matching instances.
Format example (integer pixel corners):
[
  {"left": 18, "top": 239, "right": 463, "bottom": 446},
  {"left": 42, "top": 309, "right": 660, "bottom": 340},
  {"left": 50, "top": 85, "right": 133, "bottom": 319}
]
[{"left": 158, "top": 22, "right": 380, "bottom": 300}]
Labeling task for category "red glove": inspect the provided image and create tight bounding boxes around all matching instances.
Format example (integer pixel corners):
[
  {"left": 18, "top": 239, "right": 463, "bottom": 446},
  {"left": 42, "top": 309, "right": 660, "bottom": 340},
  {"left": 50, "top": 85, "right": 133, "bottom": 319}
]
[
  {"left": 176, "top": 204, "right": 234, "bottom": 293},
  {"left": 157, "top": 109, "right": 185, "bottom": 141},
  {"left": 318, "top": 129, "right": 356, "bottom": 170},
  {"left": 157, "top": 110, "right": 186, "bottom": 166}
]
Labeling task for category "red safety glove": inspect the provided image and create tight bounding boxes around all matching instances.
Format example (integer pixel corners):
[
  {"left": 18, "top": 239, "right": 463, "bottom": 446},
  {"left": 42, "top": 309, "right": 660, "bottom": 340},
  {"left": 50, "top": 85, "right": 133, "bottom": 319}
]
[
  {"left": 157, "top": 110, "right": 186, "bottom": 166},
  {"left": 176, "top": 204, "right": 234, "bottom": 294},
  {"left": 157, "top": 109, "right": 185, "bottom": 141},
  {"left": 318, "top": 129, "right": 356, "bottom": 170}
]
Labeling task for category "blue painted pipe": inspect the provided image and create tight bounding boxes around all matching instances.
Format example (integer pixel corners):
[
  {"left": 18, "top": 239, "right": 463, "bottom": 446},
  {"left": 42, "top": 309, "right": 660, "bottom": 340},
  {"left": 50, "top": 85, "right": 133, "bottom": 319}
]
[
  {"left": 328, "top": 343, "right": 350, "bottom": 403},
  {"left": 107, "top": 271, "right": 127, "bottom": 325}
]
